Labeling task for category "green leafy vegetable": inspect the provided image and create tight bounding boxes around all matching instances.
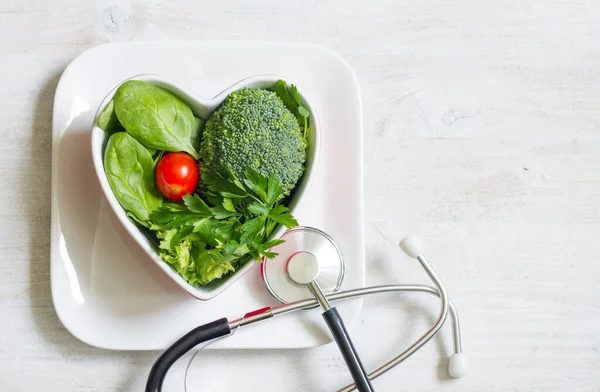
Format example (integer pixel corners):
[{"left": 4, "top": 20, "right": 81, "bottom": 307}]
[
  {"left": 290, "top": 84, "right": 302, "bottom": 105},
  {"left": 103, "top": 132, "right": 163, "bottom": 223},
  {"left": 252, "top": 239, "right": 286, "bottom": 259},
  {"left": 191, "top": 116, "right": 205, "bottom": 150},
  {"left": 98, "top": 99, "right": 119, "bottom": 132},
  {"left": 247, "top": 202, "right": 270, "bottom": 216},
  {"left": 297, "top": 106, "right": 310, "bottom": 119},
  {"left": 183, "top": 194, "right": 212, "bottom": 216},
  {"left": 150, "top": 204, "right": 209, "bottom": 230},
  {"left": 209, "top": 205, "right": 238, "bottom": 220},
  {"left": 155, "top": 234, "right": 235, "bottom": 286},
  {"left": 191, "top": 245, "right": 236, "bottom": 285},
  {"left": 113, "top": 80, "right": 200, "bottom": 159},
  {"left": 274, "top": 80, "right": 296, "bottom": 108},
  {"left": 240, "top": 216, "right": 266, "bottom": 244},
  {"left": 243, "top": 168, "right": 268, "bottom": 203},
  {"left": 268, "top": 204, "right": 298, "bottom": 228},
  {"left": 222, "top": 198, "right": 236, "bottom": 213},
  {"left": 266, "top": 175, "right": 283, "bottom": 206},
  {"left": 273, "top": 79, "right": 311, "bottom": 139}
]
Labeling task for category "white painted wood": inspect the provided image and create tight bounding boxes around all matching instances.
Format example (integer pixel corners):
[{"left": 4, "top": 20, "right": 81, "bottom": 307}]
[{"left": 1, "top": 0, "right": 600, "bottom": 391}]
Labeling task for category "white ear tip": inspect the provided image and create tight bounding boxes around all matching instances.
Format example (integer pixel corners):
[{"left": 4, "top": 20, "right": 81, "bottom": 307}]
[
  {"left": 399, "top": 234, "right": 423, "bottom": 258},
  {"left": 448, "top": 353, "right": 467, "bottom": 378}
]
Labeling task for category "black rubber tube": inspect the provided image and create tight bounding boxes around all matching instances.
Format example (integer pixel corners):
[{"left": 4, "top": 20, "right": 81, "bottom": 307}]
[
  {"left": 322, "top": 307, "right": 375, "bottom": 392},
  {"left": 145, "top": 317, "right": 231, "bottom": 392}
]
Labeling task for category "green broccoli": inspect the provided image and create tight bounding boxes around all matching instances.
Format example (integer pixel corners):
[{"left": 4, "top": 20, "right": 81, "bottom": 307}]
[{"left": 200, "top": 87, "right": 307, "bottom": 206}]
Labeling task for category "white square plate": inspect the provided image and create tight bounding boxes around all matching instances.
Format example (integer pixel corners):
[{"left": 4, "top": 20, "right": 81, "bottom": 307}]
[{"left": 51, "top": 41, "right": 364, "bottom": 350}]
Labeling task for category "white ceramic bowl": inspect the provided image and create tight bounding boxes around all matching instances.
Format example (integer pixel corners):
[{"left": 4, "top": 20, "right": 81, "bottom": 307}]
[{"left": 90, "top": 74, "right": 320, "bottom": 300}]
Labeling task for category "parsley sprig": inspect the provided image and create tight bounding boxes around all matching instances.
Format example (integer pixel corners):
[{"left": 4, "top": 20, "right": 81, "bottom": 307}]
[
  {"left": 274, "top": 80, "right": 311, "bottom": 139},
  {"left": 149, "top": 167, "right": 298, "bottom": 263}
]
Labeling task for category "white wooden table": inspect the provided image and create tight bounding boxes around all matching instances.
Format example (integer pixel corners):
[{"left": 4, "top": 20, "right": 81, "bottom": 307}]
[{"left": 2, "top": 0, "right": 600, "bottom": 390}]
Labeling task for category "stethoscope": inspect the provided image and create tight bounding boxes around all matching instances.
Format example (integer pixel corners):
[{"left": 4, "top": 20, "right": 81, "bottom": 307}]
[{"left": 146, "top": 227, "right": 467, "bottom": 392}]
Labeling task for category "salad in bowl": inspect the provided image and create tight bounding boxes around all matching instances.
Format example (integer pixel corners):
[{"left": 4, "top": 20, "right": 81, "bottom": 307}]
[{"left": 91, "top": 75, "right": 319, "bottom": 299}]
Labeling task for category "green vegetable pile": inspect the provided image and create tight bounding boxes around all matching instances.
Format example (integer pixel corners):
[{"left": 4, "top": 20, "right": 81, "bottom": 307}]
[{"left": 99, "top": 79, "right": 310, "bottom": 286}]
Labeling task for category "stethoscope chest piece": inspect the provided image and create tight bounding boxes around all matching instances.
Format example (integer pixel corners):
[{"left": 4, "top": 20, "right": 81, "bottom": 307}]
[{"left": 262, "top": 226, "right": 345, "bottom": 304}]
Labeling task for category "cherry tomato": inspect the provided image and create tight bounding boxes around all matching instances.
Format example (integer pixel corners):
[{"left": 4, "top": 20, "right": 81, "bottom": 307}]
[{"left": 155, "top": 152, "right": 199, "bottom": 201}]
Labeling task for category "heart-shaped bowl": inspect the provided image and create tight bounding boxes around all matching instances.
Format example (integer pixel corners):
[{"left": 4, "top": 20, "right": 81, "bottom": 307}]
[{"left": 90, "top": 74, "right": 320, "bottom": 300}]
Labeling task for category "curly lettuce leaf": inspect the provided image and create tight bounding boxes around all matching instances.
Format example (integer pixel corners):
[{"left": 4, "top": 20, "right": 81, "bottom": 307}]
[
  {"left": 156, "top": 230, "right": 235, "bottom": 286},
  {"left": 191, "top": 246, "right": 236, "bottom": 286}
]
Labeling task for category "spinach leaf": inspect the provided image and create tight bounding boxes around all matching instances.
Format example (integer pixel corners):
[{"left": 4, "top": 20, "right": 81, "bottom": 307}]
[
  {"left": 97, "top": 99, "right": 119, "bottom": 132},
  {"left": 104, "top": 132, "right": 163, "bottom": 224},
  {"left": 113, "top": 81, "right": 200, "bottom": 159}
]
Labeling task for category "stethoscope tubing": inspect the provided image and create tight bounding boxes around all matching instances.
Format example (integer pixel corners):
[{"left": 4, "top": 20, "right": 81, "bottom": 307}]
[
  {"left": 146, "top": 282, "right": 461, "bottom": 392},
  {"left": 266, "top": 283, "right": 462, "bottom": 355}
]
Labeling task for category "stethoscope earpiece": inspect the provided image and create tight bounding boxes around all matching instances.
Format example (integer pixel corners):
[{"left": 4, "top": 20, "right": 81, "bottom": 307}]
[
  {"left": 449, "top": 353, "right": 468, "bottom": 378},
  {"left": 399, "top": 234, "right": 424, "bottom": 259}
]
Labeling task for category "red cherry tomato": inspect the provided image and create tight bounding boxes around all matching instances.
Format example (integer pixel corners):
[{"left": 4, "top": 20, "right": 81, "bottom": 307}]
[{"left": 155, "top": 152, "right": 199, "bottom": 201}]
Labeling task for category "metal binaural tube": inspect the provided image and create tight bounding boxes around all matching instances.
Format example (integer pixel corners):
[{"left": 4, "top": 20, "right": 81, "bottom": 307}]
[
  {"left": 450, "top": 301, "right": 462, "bottom": 354},
  {"left": 269, "top": 284, "right": 462, "bottom": 356},
  {"left": 337, "top": 253, "right": 450, "bottom": 392}
]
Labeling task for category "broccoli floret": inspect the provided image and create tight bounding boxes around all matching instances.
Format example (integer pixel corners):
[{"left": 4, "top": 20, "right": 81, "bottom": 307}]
[{"left": 200, "top": 87, "right": 307, "bottom": 204}]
